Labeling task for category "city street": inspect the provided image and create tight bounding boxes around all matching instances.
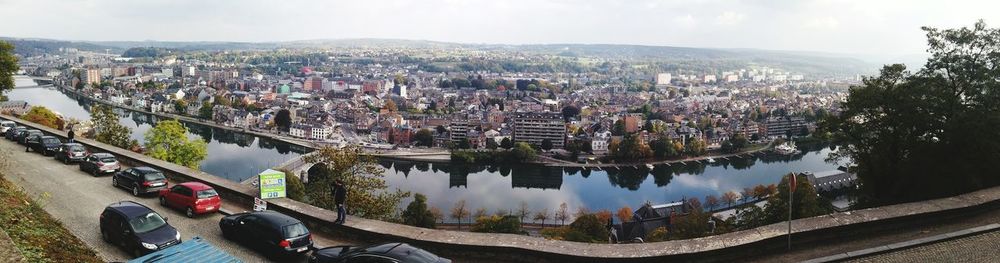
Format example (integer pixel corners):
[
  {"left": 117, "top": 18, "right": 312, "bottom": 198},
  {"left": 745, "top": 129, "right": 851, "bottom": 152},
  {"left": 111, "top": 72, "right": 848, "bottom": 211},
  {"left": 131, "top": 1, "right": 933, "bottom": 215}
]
[{"left": 0, "top": 138, "right": 351, "bottom": 262}]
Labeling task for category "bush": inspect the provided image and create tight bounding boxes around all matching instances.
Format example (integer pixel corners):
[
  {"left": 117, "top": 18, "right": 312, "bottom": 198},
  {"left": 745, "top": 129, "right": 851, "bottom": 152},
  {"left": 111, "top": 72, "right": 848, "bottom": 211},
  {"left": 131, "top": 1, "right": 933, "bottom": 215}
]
[
  {"left": 567, "top": 214, "right": 609, "bottom": 243},
  {"left": 645, "top": 227, "right": 669, "bottom": 242},
  {"left": 471, "top": 215, "right": 521, "bottom": 234},
  {"left": 283, "top": 170, "right": 306, "bottom": 202},
  {"left": 401, "top": 194, "right": 436, "bottom": 229}
]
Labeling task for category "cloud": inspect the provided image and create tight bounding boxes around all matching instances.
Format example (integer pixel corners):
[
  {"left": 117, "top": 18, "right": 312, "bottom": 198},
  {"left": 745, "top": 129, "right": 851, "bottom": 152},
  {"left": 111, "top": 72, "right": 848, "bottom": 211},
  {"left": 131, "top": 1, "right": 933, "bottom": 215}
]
[
  {"left": 715, "top": 11, "right": 746, "bottom": 26},
  {"left": 804, "top": 16, "right": 841, "bottom": 29}
]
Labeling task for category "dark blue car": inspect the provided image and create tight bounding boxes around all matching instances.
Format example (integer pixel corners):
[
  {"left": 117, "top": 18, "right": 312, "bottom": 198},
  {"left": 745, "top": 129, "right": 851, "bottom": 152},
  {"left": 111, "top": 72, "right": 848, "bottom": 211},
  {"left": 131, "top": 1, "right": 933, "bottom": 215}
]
[{"left": 100, "top": 201, "right": 181, "bottom": 257}]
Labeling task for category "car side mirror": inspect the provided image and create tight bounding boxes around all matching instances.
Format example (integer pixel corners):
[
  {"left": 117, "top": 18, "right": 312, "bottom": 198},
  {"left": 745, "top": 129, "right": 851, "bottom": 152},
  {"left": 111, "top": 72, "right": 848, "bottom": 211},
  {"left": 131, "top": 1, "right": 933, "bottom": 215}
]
[{"left": 163, "top": 217, "right": 169, "bottom": 222}]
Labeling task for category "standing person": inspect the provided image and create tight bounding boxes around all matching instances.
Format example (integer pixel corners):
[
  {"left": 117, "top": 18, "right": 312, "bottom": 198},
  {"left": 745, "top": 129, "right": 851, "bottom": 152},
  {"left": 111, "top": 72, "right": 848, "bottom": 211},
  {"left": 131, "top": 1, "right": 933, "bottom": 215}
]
[
  {"left": 332, "top": 179, "right": 347, "bottom": 224},
  {"left": 67, "top": 127, "right": 75, "bottom": 143}
]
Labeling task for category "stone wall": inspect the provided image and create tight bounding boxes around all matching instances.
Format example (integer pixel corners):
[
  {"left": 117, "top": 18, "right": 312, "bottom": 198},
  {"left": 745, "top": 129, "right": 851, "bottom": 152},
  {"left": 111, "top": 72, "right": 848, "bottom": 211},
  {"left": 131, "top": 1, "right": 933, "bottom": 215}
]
[{"left": 4, "top": 114, "right": 1000, "bottom": 262}]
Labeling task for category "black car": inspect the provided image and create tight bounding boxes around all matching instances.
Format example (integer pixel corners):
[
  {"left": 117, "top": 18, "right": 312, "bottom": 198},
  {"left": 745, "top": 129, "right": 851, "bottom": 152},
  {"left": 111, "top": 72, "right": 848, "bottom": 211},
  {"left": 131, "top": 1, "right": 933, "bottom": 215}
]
[
  {"left": 54, "top": 143, "right": 88, "bottom": 164},
  {"left": 79, "top": 153, "right": 121, "bottom": 176},
  {"left": 310, "top": 243, "right": 451, "bottom": 263},
  {"left": 113, "top": 167, "right": 169, "bottom": 196},
  {"left": 5, "top": 126, "right": 25, "bottom": 140},
  {"left": 100, "top": 201, "right": 181, "bottom": 257},
  {"left": 220, "top": 211, "right": 313, "bottom": 257},
  {"left": 18, "top": 129, "right": 42, "bottom": 145},
  {"left": 29, "top": 136, "right": 62, "bottom": 156}
]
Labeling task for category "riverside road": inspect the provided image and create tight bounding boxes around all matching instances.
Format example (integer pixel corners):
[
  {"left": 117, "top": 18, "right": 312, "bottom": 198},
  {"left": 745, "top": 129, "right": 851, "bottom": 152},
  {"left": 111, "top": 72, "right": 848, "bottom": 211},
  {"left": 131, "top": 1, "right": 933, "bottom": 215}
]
[{"left": 0, "top": 137, "right": 354, "bottom": 262}]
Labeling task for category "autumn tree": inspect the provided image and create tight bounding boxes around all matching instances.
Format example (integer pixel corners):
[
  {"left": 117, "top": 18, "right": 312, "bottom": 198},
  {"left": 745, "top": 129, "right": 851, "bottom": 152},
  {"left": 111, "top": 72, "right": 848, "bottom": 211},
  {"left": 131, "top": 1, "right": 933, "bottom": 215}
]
[
  {"left": 533, "top": 208, "right": 549, "bottom": 225},
  {"left": 0, "top": 41, "right": 17, "bottom": 101},
  {"left": 21, "top": 106, "right": 61, "bottom": 129},
  {"left": 413, "top": 129, "right": 433, "bottom": 147},
  {"left": 762, "top": 173, "right": 832, "bottom": 223},
  {"left": 304, "top": 146, "right": 410, "bottom": 220},
  {"left": 753, "top": 184, "right": 770, "bottom": 199},
  {"left": 144, "top": 119, "right": 207, "bottom": 168},
  {"left": 473, "top": 207, "right": 488, "bottom": 220},
  {"left": 704, "top": 195, "right": 720, "bottom": 211},
  {"left": 450, "top": 200, "right": 470, "bottom": 229},
  {"left": 555, "top": 202, "right": 569, "bottom": 225},
  {"left": 616, "top": 206, "right": 632, "bottom": 223},
  {"left": 721, "top": 191, "right": 739, "bottom": 208},
  {"left": 516, "top": 201, "right": 531, "bottom": 224}
]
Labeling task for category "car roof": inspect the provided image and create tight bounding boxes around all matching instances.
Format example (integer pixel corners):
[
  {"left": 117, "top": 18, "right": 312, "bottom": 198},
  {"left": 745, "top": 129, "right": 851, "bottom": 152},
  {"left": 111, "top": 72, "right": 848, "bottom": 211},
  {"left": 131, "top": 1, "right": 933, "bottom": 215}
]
[
  {"left": 358, "top": 243, "right": 438, "bottom": 262},
  {"left": 248, "top": 211, "right": 302, "bottom": 227},
  {"left": 61, "top": 143, "right": 83, "bottom": 146},
  {"left": 92, "top": 153, "right": 115, "bottom": 158},
  {"left": 41, "top": 136, "right": 58, "bottom": 139},
  {"left": 132, "top": 167, "right": 161, "bottom": 174},
  {"left": 107, "top": 201, "right": 155, "bottom": 217},
  {"left": 178, "top": 182, "right": 213, "bottom": 191}
]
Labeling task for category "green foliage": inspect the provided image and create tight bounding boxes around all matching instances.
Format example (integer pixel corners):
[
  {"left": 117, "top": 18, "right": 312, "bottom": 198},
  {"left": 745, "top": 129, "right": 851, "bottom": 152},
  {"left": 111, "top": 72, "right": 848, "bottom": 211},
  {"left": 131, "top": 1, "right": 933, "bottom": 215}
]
[
  {"left": 510, "top": 142, "right": 538, "bottom": 162},
  {"left": 451, "top": 144, "right": 538, "bottom": 164},
  {"left": 304, "top": 146, "right": 410, "bottom": 220},
  {"left": 22, "top": 106, "right": 62, "bottom": 129},
  {"left": 0, "top": 41, "right": 18, "bottom": 100},
  {"left": 0, "top": 178, "right": 103, "bottom": 263},
  {"left": 401, "top": 193, "right": 437, "bottom": 229},
  {"left": 173, "top": 100, "right": 188, "bottom": 115},
  {"left": 609, "top": 134, "right": 652, "bottom": 161},
  {"left": 413, "top": 129, "right": 433, "bottom": 147},
  {"left": 90, "top": 105, "right": 138, "bottom": 150},
  {"left": 669, "top": 208, "right": 712, "bottom": 240},
  {"left": 720, "top": 134, "right": 750, "bottom": 153},
  {"left": 612, "top": 119, "right": 626, "bottom": 136},
  {"left": 198, "top": 103, "right": 214, "bottom": 119},
  {"left": 500, "top": 137, "right": 513, "bottom": 149},
  {"left": 540, "top": 139, "right": 554, "bottom": 151},
  {"left": 828, "top": 21, "right": 1000, "bottom": 205},
  {"left": 684, "top": 138, "right": 707, "bottom": 156},
  {"left": 761, "top": 174, "right": 831, "bottom": 223},
  {"left": 569, "top": 214, "right": 609, "bottom": 242},
  {"left": 143, "top": 120, "right": 207, "bottom": 168},
  {"left": 122, "top": 47, "right": 174, "bottom": 58},
  {"left": 282, "top": 170, "right": 306, "bottom": 202},
  {"left": 471, "top": 215, "right": 522, "bottom": 234},
  {"left": 645, "top": 227, "right": 669, "bottom": 242}
]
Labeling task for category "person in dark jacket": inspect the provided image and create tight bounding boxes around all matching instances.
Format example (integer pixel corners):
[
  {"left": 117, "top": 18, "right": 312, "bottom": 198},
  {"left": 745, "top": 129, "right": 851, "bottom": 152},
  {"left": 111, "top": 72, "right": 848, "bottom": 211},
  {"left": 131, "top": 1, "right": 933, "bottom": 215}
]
[
  {"left": 332, "top": 179, "right": 347, "bottom": 224},
  {"left": 67, "top": 128, "right": 75, "bottom": 143}
]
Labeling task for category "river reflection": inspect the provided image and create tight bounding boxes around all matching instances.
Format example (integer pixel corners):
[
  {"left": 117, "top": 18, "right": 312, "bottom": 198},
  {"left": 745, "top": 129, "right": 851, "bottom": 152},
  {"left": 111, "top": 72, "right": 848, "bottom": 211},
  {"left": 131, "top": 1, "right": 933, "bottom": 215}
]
[{"left": 11, "top": 76, "right": 843, "bottom": 215}]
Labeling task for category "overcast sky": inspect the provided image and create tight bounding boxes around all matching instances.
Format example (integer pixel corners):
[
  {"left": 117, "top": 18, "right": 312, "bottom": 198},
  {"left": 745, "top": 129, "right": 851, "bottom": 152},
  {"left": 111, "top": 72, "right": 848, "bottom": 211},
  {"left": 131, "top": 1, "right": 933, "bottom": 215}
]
[{"left": 1, "top": 0, "right": 997, "bottom": 56}]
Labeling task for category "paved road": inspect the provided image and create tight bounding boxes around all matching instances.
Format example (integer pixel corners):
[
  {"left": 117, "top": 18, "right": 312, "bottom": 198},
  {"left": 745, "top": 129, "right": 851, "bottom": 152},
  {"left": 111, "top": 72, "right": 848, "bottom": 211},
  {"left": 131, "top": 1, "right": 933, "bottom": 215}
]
[
  {"left": 0, "top": 138, "right": 350, "bottom": 262},
  {"left": 847, "top": 230, "right": 1000, "bottom": 263}
]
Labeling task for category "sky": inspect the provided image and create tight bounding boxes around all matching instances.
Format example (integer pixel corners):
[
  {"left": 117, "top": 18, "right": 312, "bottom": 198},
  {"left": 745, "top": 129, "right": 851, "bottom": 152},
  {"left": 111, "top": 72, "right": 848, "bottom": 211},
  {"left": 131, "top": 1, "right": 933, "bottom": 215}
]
[{"left": 1, "top": 0, "right": 998, "bottom": 56}]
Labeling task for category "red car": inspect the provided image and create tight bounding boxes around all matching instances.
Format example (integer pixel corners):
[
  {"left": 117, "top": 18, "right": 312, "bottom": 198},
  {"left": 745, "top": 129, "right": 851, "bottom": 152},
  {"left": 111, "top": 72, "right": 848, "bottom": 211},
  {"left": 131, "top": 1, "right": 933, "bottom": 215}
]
[{"left": 158, "top": 182, "right": 221, "bottom": 218}]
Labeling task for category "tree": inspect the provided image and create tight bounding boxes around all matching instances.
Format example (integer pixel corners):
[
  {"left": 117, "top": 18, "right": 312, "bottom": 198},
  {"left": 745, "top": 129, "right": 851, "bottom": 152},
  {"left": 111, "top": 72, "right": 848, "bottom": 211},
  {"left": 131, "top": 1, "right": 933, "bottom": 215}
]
[
  {"left": 540, "top": 139, "right": 554, "bottom": 151},
  {"left": 684, "top": 138, "right": 707, "bottom": 156},
  {"left": 612, "top": 119, "right": 626, "bottom": 136},
  {"left": 303, "top": 146, "right": 410, "bottom": 220},
  {"left": 473, "top": 207, "right": 488, "bottom": 220},
  {"left": 741, "top": 187, "right": 754, "bottom": 204},
  {"left": 561, "top": 105, "right": 580, "bottom": 121},
  {"left": 384, "top": 100, "right": 398, "bottom": 112},
  {"left": 456, "top": 138, "right": 471, "bottom": 149},
  {"left": 610, "top": 134, "right": 652, "bottom": 161},
  {"left": 486, "top": 138, "right": 499, "bottom": 150},
  {"left": 402, "top": 193, "right": 436, "bottom": 229},
  {"left": 721, "top": 191, "right": 739, "bottom": 208},
  {"left": 450, "top": 200, "right": 469, "bottom": 229},
  {"left": 500, "top": 137, "right": 513, "bottom": 149},
  {"left": 533, "top": 208, "right": 549, "bottom": 225},
  {"left": 198, "top": 103, "right": 214, "bottom": 120},
  {"left": 753, "top": 184, "right": 770, "bottom": 199},
  {"left": 516, "top": 201, "right": 531, "bottom": 224},
  {"left": 282, "top": 170, "right": 306, "bottom": 202},
  {"left": 510, "top": 142, "right": 538, "bottom": 162},
  {"left": 91, "top": 105, "right": 138, "bottom": 150},
  {"left": 144, "top": 120, "right": 207, "bottom": 168},
  {"left": 567, "top": 214, "right": 609, "bottom": 242},
  {"left": 0, "top": 41, "right": 18, "bottom": 101},
  {"left": 21, "top": 106, "right": 61, "bottom": 129},
  {"left": 762, "top": 173, "right": 831, "bottom": 223},
  {"left": 413, "top": 129, "right": 433, "bottom": 147},
  {"left": 555, "top": 202, "right": 569, "bottom": 225},
  {"left": 430, "top": 207, "right": 444, "bottom": 225},
  {"left": 173, "top": 99, "right": 188, "bottom": 114},
  {"left": 705, "top": 195, "right": 720, "bottom": 211},
  {"left": 828, "top": 21, "right": 1000, "bottom": 205},
  {"left": 274, "top": 109, "right": 291, "bottom": 132},
  {"left": 616, "top": 206, "right": 632, "bottom": 223},
  {"left": 471, "top": 215, "right": 521, "bottom": 234}
]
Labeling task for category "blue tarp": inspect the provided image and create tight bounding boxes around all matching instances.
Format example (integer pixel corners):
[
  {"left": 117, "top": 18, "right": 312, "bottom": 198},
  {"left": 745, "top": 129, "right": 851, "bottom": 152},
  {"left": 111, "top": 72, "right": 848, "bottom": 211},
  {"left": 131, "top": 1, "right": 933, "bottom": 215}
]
[{"left": 128, "top": 237, "right": 242, "bottom": 263}]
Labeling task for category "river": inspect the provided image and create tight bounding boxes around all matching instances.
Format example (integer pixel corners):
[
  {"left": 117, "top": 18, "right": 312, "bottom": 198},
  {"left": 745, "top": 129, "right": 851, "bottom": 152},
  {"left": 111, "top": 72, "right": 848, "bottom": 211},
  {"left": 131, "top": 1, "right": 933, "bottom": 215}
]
[{"left": 9, "top": 76, "right": 845, "bottom": 218}]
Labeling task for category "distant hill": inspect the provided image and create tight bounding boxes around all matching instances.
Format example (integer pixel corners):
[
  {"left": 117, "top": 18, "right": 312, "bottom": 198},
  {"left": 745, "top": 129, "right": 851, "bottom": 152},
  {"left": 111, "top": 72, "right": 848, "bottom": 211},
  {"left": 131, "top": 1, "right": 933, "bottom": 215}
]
[{"left": 2, "top": 37, "right": 877, "bottom": 75}]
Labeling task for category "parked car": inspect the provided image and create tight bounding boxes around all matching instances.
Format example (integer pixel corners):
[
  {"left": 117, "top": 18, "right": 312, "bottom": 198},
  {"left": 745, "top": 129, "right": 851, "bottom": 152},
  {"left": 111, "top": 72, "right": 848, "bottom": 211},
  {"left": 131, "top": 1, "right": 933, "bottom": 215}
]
[
  {"left": 5, "top": 126, "right": 25, "bottom": 140},
  {"left": 309, "top": 243, "right": 451, "bottom": 263},
  {"left": 29, "top": 136, "right": 62, "bottom": 156},
  {"left": 0, "top": 121, "right": 14, "bottom": 133},
  {"left": 100, "top": 201, "right": 181, "bottom": 257},
  {"left": 54, "top": 143, "right": 88, "bottom": 163},
  {"left": 158, "top": 182, "right": 221, "bottom": 218},
  {"left": 113, "top": 167, "right": 169, "bottom": 196},
  {"left": 18, "top": 129, "right": 42, "bottom": 145},
  {"left": 220, "top": 211, "right": 313, "bottom": 257},
  {"left": 79, "top": 153, "right": 121, "bottom": 176}
]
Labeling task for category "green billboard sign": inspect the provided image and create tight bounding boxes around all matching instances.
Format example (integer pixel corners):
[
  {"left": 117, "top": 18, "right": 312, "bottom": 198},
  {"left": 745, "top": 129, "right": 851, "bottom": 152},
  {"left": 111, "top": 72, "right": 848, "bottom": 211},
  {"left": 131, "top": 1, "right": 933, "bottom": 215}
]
[{"left": 259, "top": 169, "right": 286, "bottom": 199}]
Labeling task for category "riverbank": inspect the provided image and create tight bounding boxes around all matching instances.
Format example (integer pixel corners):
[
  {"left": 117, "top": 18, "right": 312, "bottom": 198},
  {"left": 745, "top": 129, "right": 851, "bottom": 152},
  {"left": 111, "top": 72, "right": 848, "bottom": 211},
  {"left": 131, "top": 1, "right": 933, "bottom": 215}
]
[{"left": 538, "top": 143, "right": 773, "bottom": 168}]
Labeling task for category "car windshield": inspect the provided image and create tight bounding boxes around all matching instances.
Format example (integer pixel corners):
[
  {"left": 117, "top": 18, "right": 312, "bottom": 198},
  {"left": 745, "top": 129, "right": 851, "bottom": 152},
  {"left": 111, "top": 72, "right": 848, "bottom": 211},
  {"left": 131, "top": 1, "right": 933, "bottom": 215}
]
[
  {"left": 128, "top": 212, "right": 167, "bottom": 233},
  {"left": 69, "top": 145, "right": 85, "bottom": 152},
  {"left": 42, "top": 138, "right": 59, "bottom": 144},
  {"left": 196, "top": 189, "right": 218, "bottom": 199},
  {"left": 143, "top": 172, "right": 165, "bottom": 181},
  {"left": 100, "top": 157, "right": 117, "bottom": 163},
  {"left": 283, "top": 223, "right": 308, "bottom": 238}
]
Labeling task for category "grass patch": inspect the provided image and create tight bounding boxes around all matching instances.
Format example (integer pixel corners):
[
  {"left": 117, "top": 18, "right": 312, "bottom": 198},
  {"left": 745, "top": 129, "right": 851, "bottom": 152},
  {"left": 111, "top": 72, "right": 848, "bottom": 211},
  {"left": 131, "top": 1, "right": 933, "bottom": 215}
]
[{"left": 0, "top": 177, "right": 102, "bottom": 263}]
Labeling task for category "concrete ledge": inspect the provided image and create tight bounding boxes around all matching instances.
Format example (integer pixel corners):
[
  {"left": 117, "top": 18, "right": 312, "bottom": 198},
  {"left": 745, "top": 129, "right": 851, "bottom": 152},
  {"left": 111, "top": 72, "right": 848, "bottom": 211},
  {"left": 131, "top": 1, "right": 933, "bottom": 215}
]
[
  {"left": 804, "top": 223, "right": 1000, "bottom": 263},
  {"left": 5, "top": 114, "right": 1000, "bottom": 262}
]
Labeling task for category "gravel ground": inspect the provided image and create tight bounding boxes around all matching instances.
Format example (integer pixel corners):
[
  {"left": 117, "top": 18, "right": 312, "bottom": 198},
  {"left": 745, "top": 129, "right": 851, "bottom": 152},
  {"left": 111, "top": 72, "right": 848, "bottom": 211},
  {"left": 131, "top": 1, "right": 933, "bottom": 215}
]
[{"left": 847, "top": 230, "right": 1000, "bottom": 263}]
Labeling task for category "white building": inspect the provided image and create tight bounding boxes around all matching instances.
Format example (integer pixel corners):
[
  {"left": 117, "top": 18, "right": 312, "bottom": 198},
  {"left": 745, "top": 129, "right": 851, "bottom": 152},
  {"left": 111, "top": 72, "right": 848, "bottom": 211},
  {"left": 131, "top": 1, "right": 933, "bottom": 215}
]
[
  {"left": 310, "top": 126, "right": 332, "bottom": 140},
  {"left": 289, "top": 125, "right": 307, "bottom": 139},
  {"left": 656, "top": 73, "right": 672, "bottom": 85}
]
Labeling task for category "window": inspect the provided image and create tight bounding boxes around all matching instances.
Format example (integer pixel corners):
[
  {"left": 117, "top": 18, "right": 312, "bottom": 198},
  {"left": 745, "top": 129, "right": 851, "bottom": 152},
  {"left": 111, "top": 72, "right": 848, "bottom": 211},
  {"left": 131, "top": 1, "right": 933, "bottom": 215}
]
[
  {"left": 128, "top": 212, "right": 167, "bottom": 233},
  {"left": 196, "top": 189, "right": 218, "bottom": 199},
  {"left": 283, "top": 223, "right": 308, "bottom": 238},
  {"left": 143, "top": 172, "right": 165, "bottom": 181},
  {"left": 172, "top": 186, "right": 191, "bottom": 196},
  {"left": 350, "top": 255, "right": 396, "bottom": 263}
]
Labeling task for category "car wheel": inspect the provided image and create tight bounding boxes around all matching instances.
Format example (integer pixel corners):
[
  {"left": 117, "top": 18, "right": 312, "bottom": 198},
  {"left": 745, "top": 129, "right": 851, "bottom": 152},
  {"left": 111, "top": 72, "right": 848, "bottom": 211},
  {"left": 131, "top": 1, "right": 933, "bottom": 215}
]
[
  {"left": 101, "top": 229, "right": 111, "bottom": 243},
  {"left": 185, "top": 207, "right": 194, "bottom": 218},
  {"left": 112, "top": 177, "right": 118, "bottom": 187},
  {"left": 133, "top": 247, "right": 143, "bottom": 257},
  {"left": 63, "top": 157, "right": 69, "bottom": 164},
  {"left": 92, "top": 168, "right": 98, "bottom": 177},
  {"left": 159, "top": 197, "right": 167, "bottom": 206},
  {"left": 132, "top": 186, "right": 140, "bottom": 196}
]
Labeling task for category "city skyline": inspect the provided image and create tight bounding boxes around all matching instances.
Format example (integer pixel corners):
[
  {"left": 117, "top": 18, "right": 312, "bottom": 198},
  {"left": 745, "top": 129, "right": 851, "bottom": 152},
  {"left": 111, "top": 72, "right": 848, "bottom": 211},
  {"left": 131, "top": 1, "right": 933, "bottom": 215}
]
[{"left": 1, "top": 0, "right": 998, "bottom": 58}]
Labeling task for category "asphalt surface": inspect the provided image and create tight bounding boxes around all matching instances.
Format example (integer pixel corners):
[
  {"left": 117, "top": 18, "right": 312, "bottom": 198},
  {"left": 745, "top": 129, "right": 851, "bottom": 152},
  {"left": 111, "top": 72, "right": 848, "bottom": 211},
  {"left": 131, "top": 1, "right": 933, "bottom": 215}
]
[
  {"left": 846, "top": 230, "right": 1000, "bottom": 263},
  {"left": 0, "top": 137, "right": 351, "bottom": 263}
]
